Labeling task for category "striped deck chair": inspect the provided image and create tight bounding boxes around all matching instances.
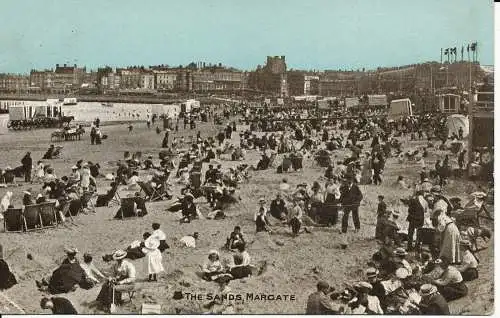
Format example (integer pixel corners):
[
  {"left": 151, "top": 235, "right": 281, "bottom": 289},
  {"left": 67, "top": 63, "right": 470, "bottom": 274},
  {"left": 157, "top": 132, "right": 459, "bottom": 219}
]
[
  {"left": 39, "top": 202, "right": 57, "bottom": 228},
  {"left": 4, "top": 208, "right": 23, "bottom": 232},
  {"left": 23, "top": 204, "right": 43, "bottom": 231}
]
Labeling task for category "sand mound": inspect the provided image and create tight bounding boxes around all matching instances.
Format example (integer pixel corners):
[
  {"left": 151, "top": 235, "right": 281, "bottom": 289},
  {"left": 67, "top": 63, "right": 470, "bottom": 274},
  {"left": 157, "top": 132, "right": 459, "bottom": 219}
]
[{"left": 6, "top": 248, "right": 57, "bottom": 281}]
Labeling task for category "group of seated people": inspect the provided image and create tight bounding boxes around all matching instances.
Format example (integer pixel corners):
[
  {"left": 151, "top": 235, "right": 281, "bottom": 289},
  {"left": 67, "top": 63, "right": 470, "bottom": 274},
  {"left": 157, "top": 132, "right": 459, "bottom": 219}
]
[
  {"left": 103, "top": 223, "right": 169, "bottom": 261},
  {"left": 42, "top": 145, "right": 63, "bottom": 160},
  {"left": 201, "top": 244, "right": 252, "bottom": 283},
  {"left": 36, "top": 248, "right": 104, "bottom": 294}
]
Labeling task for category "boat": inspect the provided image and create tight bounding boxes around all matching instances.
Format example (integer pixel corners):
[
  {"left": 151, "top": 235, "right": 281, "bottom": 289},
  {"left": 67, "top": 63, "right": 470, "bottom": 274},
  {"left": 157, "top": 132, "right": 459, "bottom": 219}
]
[
  {"left": 101, "top": 102, "right": 114, "bottom": 107},
  {"left": 62, "top": 97, "right": 78, "bottom": 106}
]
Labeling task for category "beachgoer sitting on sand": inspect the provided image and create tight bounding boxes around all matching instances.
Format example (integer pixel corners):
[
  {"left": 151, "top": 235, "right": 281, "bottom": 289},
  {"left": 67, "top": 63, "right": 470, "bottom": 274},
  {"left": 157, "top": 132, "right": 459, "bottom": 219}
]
[
  {"left": 229, "top": 245, "right": 252, "bottom": 279},
  {"left": 225, "top": 226, "right": 245, "bottom": 250},
  {"left": 36, "top": 248, "right": 93, "bottom": 294},
  {"left": 432, "top": 256, "right": 468, "bottom": 301},
  {"left": 255, "top": 153, "right": 270, "bottom": 170},
  {"left": 80, "top": 253, "right": 105, "bottom": 285},
  {"left": 456, "top": 240, "right": 479, "bottom": 282},
  {"left": 254, "top": 198, "right": 271, "bottom": 233},
  {"left": 269, "top": 193, "right": 288, "bottom": 221},
  {"left": 40, "top": 297, "right": 78, "bottom": 314},
  {"left": 202, "top": 250, "right": 226, "bottom": 281},
  {"left": 42, "top": 145, "right": 56, "bottom": 159},
  {"left": 0, "top": 245, "right": 17, "bottom": 290},
  {"left": 103, "top": 232, "right": 151, "bottom": 262},
  {"left": 180, "top": 193, "right": 198, "bottom": 223},
  {"left": 179, "top": 232, "right": 199, "bottom": 248}
]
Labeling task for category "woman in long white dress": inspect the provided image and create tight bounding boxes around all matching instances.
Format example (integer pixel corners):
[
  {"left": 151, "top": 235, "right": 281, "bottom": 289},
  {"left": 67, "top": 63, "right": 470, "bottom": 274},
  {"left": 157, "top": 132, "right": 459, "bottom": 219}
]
[{"left": 142, "top": 238, "right": 164, "bottom": 282}]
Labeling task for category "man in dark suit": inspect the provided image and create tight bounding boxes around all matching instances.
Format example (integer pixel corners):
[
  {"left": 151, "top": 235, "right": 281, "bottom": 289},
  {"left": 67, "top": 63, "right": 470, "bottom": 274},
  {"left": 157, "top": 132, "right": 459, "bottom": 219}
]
[
  {"left": 306, "top": 281, "right": 339, "bottom": 314},
  {"left": 340, "top": 176, "right": 363, "bottom": 233},
  {"left": 21, "top": 152, "right": 32, "bottom": 183}
]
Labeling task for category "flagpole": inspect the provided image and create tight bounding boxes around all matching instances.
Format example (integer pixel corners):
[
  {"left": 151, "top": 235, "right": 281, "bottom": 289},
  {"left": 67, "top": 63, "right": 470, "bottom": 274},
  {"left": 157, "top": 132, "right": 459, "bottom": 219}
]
[
  {"left": 440, "top": 48, "right": 443, "bottom": 64},
  {"left": 476, "top": 42, "right": 479, "bottom": 63}
]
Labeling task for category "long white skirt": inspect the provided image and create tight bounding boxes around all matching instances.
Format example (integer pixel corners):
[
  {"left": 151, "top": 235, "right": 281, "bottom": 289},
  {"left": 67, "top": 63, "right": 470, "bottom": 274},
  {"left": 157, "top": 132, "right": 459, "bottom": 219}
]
[{"left": 144, "top": 249, "right": 164, "bottom": 274}]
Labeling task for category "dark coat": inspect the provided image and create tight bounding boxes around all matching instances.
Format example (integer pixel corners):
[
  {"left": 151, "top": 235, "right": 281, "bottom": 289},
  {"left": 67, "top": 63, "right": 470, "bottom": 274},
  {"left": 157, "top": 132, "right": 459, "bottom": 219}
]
[
  {"left": 306, "top": 291, "right": 337, "bottom": 314},
  {"left": 419, "top": 293, "right": 450, "bottom": 315},
  {"left": 340, "top": 183, "right": 363, "bottom": 206},
  {"left": 50, "top": 297, "right": 78, "bottom": 314},
  {"left": 21, "top": 154, "right": 32, "bottom": 169},
  {"left": 0, "top": 260, "right": 17, "bottom": 290},
  {"left": 407, "top": 197, "right": 425, "bottom": 226}
]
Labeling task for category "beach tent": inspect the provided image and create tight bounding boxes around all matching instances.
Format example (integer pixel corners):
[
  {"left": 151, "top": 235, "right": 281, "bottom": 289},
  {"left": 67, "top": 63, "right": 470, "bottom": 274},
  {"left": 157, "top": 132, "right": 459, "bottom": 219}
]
[
  {"left": 446, "top": 114, "right": 469, "bottom": 138},
  {"left": 0, "top": 114, "right": 8, "bottom": 135}
]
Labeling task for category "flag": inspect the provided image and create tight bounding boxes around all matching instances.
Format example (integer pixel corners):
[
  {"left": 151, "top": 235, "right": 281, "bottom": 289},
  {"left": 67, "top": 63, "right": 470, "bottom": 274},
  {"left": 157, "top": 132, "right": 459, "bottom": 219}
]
[
  {"left": 471, "top": 42, "right": 477, "bottom": 51},
  {"left": 444, "top": 48, "right": 449, "bottom": 55},
  {"left": 453, "top": 47, "right": 457, "bottom": 55},
  {"left": 467, "top": 44, "right": 470, "bottom": 52}
]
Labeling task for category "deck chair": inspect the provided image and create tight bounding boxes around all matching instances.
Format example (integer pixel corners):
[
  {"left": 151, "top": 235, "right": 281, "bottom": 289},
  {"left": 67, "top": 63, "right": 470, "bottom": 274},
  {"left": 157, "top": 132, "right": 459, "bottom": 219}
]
[
  {"left": 39, "top": 202, "right": 57, "bottom": 228},
  {"left": 453, "top": 208, "right": 480, "bottom": 229},
  {"left": 416, "top": 227, "right": 439, "bottom": 256},
  {"left": 97, "top": 184, "right": 120, "bottom": 207},
  {"left": 23, "top": 204, "right": 43, "bottom": 231},
  {"left": 138, "top": 181, "right": 162, "bottom": 201},
  {"left": 58, "top": 200, "right": 73, "bottom": 223},
  {"left": 4, "top": 208, "right": 23, "bottom": 232},
  {"left": 116, "top": 197, "right": 138, "bottom": 219}
]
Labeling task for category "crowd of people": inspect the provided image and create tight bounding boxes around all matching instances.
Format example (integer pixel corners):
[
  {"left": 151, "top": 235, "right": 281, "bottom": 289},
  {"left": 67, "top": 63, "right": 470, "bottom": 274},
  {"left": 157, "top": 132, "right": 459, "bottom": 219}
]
[{"left": 0, "top": 101, "right": 494, "bottom": 315}]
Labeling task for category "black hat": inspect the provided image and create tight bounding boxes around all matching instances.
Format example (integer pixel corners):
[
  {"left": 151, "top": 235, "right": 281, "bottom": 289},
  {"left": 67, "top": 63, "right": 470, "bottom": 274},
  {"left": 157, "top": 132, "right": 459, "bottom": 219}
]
[{"left": 173, "top": 291, "right": 183, "bottom": 300}]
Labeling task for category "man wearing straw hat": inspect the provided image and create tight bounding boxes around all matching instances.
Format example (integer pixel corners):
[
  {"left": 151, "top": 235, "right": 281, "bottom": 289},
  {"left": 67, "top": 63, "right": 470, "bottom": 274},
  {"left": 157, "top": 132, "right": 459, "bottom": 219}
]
[{"left": 417, "top": 284, "right": 449, "bottom": 315}]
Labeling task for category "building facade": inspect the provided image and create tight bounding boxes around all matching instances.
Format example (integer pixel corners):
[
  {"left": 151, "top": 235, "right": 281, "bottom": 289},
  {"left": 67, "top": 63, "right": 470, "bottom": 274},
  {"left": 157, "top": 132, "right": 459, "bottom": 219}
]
[
  {"left": 154, "top": 70, "right": 177, "bottom": 91},
  {"left": 0, "top": 74, "right": 29, "bottom": 93}
]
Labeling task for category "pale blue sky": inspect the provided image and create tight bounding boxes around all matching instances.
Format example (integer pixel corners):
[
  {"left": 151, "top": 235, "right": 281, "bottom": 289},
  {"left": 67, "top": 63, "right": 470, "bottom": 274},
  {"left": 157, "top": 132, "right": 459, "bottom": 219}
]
[{"left": 0, "top": 0, "right": 494, "bottom": 73}]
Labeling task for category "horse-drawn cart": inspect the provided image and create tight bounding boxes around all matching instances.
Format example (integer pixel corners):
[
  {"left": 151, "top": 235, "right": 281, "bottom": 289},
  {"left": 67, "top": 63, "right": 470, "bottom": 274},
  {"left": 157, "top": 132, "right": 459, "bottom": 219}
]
[{"left": 7, "top": 104, "right": 74, "bottom": 130}]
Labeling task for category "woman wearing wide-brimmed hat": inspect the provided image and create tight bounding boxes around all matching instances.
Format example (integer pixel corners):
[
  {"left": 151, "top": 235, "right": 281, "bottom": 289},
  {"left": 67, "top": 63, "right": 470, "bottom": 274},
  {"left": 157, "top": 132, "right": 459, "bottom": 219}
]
[
  {"left": 456, "top": 239, "right": 479, "bottom": 282},
  {"left": 96, "top": 250, "right": 136, "bottom": 310},
  {"left": 142, "top": 238, "right": 164, "bottom": 282}
]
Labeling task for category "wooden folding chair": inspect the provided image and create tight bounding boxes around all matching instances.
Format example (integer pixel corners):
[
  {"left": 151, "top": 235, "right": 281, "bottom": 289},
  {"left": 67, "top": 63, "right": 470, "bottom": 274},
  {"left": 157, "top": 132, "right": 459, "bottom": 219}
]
[
  {"left": 59, "top": 200, "right": 75, "bottom": 223},
  {"left": 138, "top": 181, "right": 161, "bottom": 201},
  {"left": 23, "top": 204, "right": 43, "bottom": 231},
  {"left": 39, "top": 202, "right": 57, "bottom": 228},
  {"left": 104, "top": 184, "right": 121, "bottom": 207},
  {"left": 4, "top": 208, "right": 24, "bottom": 232}
]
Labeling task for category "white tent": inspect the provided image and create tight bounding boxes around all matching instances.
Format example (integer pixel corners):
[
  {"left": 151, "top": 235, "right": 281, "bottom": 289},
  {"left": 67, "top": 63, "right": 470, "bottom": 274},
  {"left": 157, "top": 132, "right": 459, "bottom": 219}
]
[
  {"left": 446, "top": 114, "right": 469, "bottom": 138},
  {"left": 0, "top": 114, "right": 9, "bottom": 135}
]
